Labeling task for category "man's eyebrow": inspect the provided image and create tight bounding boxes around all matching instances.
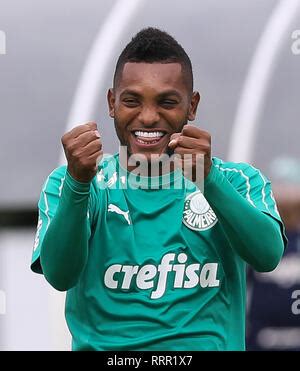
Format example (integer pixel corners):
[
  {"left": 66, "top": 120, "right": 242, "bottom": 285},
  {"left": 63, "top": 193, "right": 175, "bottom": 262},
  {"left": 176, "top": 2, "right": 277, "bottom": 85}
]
[
  {"left": 157, "top": 90, "right": 182, "bottom": 99},
  {"left": 120, "top": 89, "right": 182, "bottom": 98},
  {"left": 120, "top": 90, "right": 141, "bottom": 97}
]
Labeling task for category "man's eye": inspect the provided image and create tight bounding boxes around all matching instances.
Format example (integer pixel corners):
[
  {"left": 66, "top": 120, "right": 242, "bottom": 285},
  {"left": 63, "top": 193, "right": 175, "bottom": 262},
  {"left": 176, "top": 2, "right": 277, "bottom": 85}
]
[
  {"left": 123, "top": 99, "right": 139, "bottom": 107},
  {"left": 161, "top": 100, "right": 178, "bottom": 108}
]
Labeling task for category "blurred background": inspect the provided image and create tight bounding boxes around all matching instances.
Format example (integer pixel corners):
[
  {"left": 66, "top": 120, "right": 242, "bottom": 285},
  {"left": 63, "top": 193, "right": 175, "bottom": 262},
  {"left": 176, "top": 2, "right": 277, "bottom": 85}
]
[{"left": 0, "top": 0, "right": 299, "bottom": 350}]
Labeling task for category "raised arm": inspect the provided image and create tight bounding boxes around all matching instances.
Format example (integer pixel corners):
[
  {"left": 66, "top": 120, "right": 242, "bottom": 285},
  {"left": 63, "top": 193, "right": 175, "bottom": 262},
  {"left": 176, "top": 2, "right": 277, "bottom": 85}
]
[
  {"left": 168, "top": 124, "right": 286, "bottom": 272},
  {"left": 31, "top": 122, "right": 102, "bottom": 291},
  {"left": 204, "top": 164, "right": 286, "bottom": 272}
]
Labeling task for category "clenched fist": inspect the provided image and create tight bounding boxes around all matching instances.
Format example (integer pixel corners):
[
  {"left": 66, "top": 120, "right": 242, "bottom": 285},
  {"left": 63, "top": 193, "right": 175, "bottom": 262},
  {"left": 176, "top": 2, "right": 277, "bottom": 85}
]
[
  {"left": 61, "top": 121, "right": 103, "bottom": 183},
  {"left": 168, "top": 125, "right": 212, "bottom": 182}
]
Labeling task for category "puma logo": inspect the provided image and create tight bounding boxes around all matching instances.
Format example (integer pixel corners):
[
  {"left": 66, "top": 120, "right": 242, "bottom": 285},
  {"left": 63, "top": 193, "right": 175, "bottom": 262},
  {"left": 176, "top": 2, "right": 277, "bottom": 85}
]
[{"left": 108, "top": 204, "right": 131, "bottom": 225}]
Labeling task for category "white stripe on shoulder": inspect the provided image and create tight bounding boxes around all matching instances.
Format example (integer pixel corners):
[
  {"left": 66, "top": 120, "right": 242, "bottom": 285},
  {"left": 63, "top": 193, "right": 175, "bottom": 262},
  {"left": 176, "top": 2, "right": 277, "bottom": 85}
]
[
  {"left": 42, "top": 168, "right": 66, "bottom": 231},
  {"left": 269, "top": 189, "right": 281, "bottom": 218},
  {"left": 42, "top": 177, "right": 51, "bottom": 231},
  {"left": 215, "top": 164, "right": 255, "bottom": 207},
  {"left": 247, "top": 164, "right": 271, "bottom": 213},
  {"left": 58, "top": 176, "right": 65, "bottom": 197},
  {"left": 259, "top": 174, "right": 270, "bottom": 213}
]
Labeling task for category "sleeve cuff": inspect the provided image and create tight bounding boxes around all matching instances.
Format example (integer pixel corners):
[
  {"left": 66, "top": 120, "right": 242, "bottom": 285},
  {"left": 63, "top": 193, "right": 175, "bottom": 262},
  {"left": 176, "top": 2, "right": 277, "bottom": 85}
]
[
  {"left": 204, "top": 163, "right": 223, "bottom": 188},
  {"left": 64, "top": 170, "right": 91, "bottom": 193}
]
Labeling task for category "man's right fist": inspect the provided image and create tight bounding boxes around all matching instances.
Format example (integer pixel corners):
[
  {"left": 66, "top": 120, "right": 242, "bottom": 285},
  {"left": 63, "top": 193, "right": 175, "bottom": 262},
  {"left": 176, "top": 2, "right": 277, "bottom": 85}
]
[{"left": 61, "top": 121, "right": 103, "bottom": 183}]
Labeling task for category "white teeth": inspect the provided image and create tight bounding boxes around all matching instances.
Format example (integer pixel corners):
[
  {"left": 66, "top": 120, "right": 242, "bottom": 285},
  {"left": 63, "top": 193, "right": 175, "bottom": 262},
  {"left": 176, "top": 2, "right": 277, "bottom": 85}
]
[{"left": 134, "top": 131, "right": 164, "bottom": 138}]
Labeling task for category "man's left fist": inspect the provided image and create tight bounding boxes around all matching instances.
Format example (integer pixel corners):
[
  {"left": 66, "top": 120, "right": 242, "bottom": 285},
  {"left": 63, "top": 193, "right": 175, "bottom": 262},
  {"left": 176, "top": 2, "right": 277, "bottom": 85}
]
[{"left": 168, "top": 125, "right": 212, "bottom": 182}]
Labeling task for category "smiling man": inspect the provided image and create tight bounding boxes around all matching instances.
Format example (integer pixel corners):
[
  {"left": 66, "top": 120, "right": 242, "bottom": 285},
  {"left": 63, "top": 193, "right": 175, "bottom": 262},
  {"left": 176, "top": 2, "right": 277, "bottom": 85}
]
[{"left": 31, "top": 27, "right": 287, "bottom": 351}]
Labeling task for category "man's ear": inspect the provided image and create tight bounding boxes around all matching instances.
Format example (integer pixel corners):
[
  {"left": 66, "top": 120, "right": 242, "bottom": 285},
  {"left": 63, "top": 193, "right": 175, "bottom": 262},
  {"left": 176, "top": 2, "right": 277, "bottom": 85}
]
[
  {"left": 107, "top": 88, "right": 115, "bottom": 118},
  {"left": 188, "top": 91, "right": 200, "bottom": 121}
]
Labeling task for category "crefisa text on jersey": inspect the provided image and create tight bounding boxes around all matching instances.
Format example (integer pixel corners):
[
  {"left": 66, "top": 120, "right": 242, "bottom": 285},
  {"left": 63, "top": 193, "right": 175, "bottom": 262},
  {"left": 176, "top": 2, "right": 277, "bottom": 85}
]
[
  {"left": 106, "top": 354, "right": 193, "bottom": 368},
  {"left": 104, "top": 252, "right": 220, "bottom": 299}
]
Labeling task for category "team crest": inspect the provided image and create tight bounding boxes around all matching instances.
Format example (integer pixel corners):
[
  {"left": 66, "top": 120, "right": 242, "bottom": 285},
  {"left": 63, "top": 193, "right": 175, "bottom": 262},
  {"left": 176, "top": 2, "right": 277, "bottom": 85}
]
[{"left": 183, "top": 191, "right": 218, "bottom": 231}]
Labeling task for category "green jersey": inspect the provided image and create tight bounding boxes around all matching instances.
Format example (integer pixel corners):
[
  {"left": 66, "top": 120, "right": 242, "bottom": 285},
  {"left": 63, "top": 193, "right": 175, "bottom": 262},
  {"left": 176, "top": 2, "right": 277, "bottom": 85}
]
[{"left": 31, "top": 154, "right": 286, "bottom": 350}]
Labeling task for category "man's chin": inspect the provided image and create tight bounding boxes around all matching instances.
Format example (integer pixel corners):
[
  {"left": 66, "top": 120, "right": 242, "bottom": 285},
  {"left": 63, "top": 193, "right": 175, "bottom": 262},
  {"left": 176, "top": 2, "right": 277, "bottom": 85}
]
[
  {"left": 119, "top": 146, "right": 175, "bottom": 175},
  {"left": 127, "top": 142, "right": 169, "bottom": 155},
  {"left": 130, "top": 148, "right": 172, "bottom": 161}
]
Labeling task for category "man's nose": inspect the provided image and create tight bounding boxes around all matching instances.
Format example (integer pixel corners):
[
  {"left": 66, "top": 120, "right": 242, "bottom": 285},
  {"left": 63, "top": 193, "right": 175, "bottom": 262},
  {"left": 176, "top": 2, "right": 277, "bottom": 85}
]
[{"left": 138, "top": 105, "right": 160, "bottom": 126}]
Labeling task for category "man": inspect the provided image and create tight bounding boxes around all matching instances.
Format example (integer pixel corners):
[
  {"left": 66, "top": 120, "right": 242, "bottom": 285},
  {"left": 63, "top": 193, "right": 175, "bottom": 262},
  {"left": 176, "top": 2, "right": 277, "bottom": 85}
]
[{"left": 31, "top": 27, "right": 286, "bottom": 351}]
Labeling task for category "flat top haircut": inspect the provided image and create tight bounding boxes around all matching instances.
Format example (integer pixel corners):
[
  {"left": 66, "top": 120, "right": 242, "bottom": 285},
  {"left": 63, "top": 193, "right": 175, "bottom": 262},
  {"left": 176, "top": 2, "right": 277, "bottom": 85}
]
[{"left": 113, "top": 27, "right": 194, "bottom": 93}]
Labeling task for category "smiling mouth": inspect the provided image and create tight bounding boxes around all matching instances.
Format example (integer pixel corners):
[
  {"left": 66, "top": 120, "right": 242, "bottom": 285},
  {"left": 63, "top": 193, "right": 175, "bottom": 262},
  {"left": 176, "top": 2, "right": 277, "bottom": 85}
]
[{"left": 131, "top": 130, "right": 167, "bottom": 146}]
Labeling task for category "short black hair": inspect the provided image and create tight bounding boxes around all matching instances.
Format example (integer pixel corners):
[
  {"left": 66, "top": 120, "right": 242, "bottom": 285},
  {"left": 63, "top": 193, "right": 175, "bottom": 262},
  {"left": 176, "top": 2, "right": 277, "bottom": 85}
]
[{"left": 113, "top": 27, "right": 193, "bottom": 92}]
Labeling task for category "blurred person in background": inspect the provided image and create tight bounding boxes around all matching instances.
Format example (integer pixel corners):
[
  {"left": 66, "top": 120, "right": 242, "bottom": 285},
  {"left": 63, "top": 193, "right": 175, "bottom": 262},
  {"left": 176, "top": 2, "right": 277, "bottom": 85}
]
[{"left": 247, "top": 157, "right": 300, "bottom": 351}]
